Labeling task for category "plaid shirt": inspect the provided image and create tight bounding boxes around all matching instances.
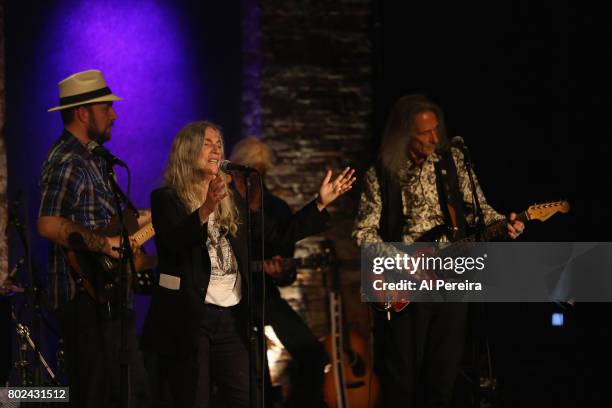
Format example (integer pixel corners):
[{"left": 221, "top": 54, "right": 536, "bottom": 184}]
[{"left": 39, "top": 131, "right": 116, "bottom": 308}]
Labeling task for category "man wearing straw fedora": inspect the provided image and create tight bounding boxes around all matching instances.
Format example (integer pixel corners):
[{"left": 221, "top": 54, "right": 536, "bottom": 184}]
[{"left": 38, "top": 69, "right": 150, "bottom": 407}]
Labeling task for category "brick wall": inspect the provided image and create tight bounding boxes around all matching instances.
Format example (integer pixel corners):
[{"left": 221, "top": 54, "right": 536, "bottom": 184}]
[{"left": 259, "top": 0, "right": 373, "bottom": 337}]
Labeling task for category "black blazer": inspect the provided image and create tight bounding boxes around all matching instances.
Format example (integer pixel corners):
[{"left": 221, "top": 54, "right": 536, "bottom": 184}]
[{"left": 140, "top": 186, "right": 330, "bottom": 357}]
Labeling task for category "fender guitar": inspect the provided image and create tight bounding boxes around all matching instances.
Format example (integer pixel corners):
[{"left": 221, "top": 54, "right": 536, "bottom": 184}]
[
  {"left": 372, "top": 200, "right": 571, "bottom": 315},
  {"left": 64, "top": 213, "right": 156, "bottom": 316}
]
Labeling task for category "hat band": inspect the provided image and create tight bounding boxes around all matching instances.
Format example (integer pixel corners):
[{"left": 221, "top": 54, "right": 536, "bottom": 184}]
[{"left": 59, "top": 87, "right": 112, "bottom": 106}]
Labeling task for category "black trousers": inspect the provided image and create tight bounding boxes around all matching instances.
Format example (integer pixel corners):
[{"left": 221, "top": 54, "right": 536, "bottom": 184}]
[
  {"left": 152, "top": 303, "right": 250, "bottom": 408},
  {"left": 55, "top": 293, "right": 151, "bottom": 408},
  {"left": 264, "top": 295, "right": 328, "bottom": 408},
  {"left": 373, "top": 303, "right": 468, "bottom": 408}
]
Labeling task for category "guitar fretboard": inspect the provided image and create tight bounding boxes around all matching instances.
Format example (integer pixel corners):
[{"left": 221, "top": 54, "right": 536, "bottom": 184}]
[
  {"left": 250, "top": 256, "right": 327, "bottom": 273},
  {"left": 131, "top": 223, "right": 155, "bottom": 246}
]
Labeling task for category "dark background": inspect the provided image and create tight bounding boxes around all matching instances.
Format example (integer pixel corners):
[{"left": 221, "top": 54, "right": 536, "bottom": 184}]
[
  {"left": 3, "top": 0, "right": 609, "bottom": 406},
  {"left": 371, "top": 1, "right": 609, "bottom": 406}
]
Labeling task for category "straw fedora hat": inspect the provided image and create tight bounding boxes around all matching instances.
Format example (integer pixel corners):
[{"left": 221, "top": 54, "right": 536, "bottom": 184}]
[{"left": 48, "top": 69, "right": 123, "bottom": 112}]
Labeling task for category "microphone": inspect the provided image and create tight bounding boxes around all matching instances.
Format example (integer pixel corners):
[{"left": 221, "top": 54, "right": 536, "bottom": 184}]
[
  {"left": 86, "top": 141, "right": 127, "bottom": 167},
  {"left": 219, "top": 160, "right": 257, "bottom": 173},
  {"left": 449, "top": 136, "right": 472, "bottom": 156},
  {"left": 451, "top": 135, "right": 474, "bottom": 164},
  {"left": 451, "top": 136, "right": 466, "bottom": 149},
  {"left": 13, "top": 190, "right": 23, "bottom": 208},
  {"left": 10, "top": 258, "right": 25, "bottom": 277},
  {"left": 6, "top": 191, "right": 24, "bottom": 235}
]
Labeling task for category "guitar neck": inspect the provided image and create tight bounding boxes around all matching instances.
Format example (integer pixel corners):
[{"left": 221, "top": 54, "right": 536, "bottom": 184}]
[
  {"left": 251, "top": 258, "right": 298, "bottom": 272},
  {"left": 130, "top": 223, "right": 155, "bottom": 247},
  {"left": 517, "top": 211, "right": 528, "bottom": 223},
  {"left": 251, "top": 255, "right": 328, "bottom": 272},
  {"left": 330, "top": 265, "right": 354, "bottom": 356}
]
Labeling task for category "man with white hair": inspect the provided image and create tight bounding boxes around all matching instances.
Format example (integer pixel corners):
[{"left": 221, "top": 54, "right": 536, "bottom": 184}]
[{"left": 230, "top": 137, "right": 330, "bottom": 408}]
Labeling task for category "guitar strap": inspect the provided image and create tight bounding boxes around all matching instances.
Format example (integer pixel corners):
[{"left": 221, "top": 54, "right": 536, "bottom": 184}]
[
  {"left": 434, "top": 149, "right": 467, "bottom": 241},
  {"left": 60, "top": 246, "right": 100, "bottom": 301},
  {"left": 375, "top": 162, "right": 403, "bottom": 242},
  {"left": 375, "top": 151, "right": 468, "bottom": 242}
]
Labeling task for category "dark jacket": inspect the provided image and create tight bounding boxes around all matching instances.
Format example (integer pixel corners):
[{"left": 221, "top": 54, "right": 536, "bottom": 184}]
[{"left": 140, "top": 186, "right": 330, "bottom": 356}]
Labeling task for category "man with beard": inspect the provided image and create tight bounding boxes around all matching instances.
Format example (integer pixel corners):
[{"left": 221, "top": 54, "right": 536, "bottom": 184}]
[{"left": 38, "top": 70, "right": 150, "bottom": 407}]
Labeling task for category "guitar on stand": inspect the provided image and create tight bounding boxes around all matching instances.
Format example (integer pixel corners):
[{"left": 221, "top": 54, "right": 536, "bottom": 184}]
[{"left": 323, "top": 245, "right": 379, "bottom": 408}]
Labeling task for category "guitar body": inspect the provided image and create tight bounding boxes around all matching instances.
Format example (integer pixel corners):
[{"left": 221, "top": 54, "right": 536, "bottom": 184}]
[
  {"left": 84, "top": 248, "right": 156, "bottom": 295},
  {"left": 323, "top": 280, "right": 379, "bottom": 408},
  {"left": 323, "top": 330, "right": 379, "bottom": 408},
  {"left": 371, "top": 300, "right": 410, "bottom": 314},
  {"left": 64, "top": 212, "right": 156, "bottom": 317},
  {"left": 92, "top": 212, "right": 156, "bottom": 290},
  {"left": 368, "top": 201, "right": 570, "bottom": 317}
]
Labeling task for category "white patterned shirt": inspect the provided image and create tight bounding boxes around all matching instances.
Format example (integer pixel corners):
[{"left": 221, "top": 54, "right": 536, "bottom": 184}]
[
  {"left": 204, "top": 212, "right": 241, "bottom": 306},
  {"left": 353, "top": 148, "right": 504, "bottom": 246}
]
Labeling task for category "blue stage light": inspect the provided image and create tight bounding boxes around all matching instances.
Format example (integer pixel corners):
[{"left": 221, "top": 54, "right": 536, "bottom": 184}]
[{"left": 551, "top": 312, "right": 564, "bottom": 327}]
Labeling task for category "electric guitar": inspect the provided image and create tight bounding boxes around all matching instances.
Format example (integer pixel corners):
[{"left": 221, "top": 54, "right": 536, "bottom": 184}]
[
  {"left": 251, "top": 252, "right": 333, "bottom": 286},
  {"left": 64, "top": 214, "right": 156, "bottom": 315},
  {"left": 372, "top": 200, "right": 571, "bottom": 315}
]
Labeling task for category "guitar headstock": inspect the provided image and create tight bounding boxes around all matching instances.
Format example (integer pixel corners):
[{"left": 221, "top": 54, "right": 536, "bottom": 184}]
[{"left": 526, "top": 200, "right": 570, "bottom": 222}]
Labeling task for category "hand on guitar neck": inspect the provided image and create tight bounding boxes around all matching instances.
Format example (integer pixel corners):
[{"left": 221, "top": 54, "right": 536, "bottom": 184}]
[
  {"left": 261, "top": 255, "right": 285, "bottom": 280},
  {"left": 253, "top": 252, "right": 333, "bottom": 286},
  {"left": 105, "top": 235, "right": 141, "bottom": 259},
  {"left": 259, "top": 255, "right": 298, "bottom": 287},
  {"left": 105, "top": 208, "right": 151, "bottom": 258},
  {"left": 47, "top": 212, "right": 158, "bottom": 309},
  {"left": 39, "top": 214, "right": 146, "bottom": 260},
  {"left": 506, "top": 212, "right": 525, "bottom": 239}
]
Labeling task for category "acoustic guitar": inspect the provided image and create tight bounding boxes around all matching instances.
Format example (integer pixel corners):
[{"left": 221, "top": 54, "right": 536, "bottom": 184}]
[{"left": 323, "top": 246, "right": 379, "bottom": 407}]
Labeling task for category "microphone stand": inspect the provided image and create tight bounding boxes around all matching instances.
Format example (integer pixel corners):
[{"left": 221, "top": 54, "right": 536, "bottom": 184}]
[
  {"left": 459, "top": 144, "right": 486, "bottom": 239},
  {"left": 12, "top": 308, "right": 60, "bottom": 386},
  {"left": 8, "top": 196, "right": 39, "bottom": 313},
  {"left": 4, "top": 255, "right": 61, "bottom": 387},
  {"left": 244, "top": 172, "right": 266, "bottom": 408},
  {"left": 456, "top": 142, "right": 492, "bottom": 407},
  {"left": 7, "top": 194, "right": 46, "bottom": 386},
  {"left": 104, "top": 165, "right": 137, "bottom": 408}
]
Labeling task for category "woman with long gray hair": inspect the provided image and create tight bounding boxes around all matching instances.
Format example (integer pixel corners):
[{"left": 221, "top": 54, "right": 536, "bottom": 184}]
[{"left": 141, "top": 121, "right": 355, "bottom": 407}]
